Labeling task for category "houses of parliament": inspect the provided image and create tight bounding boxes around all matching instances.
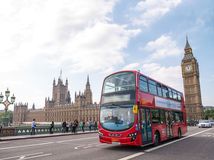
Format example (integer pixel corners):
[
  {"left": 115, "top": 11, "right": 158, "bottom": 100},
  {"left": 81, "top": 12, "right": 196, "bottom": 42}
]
[{"left": 13, "top": 75, "right": 99, "bottom": 124}]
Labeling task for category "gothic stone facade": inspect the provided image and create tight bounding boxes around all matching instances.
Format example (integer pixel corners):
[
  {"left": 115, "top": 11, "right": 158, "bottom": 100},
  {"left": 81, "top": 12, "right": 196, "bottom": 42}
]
[
  {"left": 181, "top": 37, "right": 203, "bottom": 120},
  {"left": 13, "top": 76, "right": 99, "bottom": 124}
]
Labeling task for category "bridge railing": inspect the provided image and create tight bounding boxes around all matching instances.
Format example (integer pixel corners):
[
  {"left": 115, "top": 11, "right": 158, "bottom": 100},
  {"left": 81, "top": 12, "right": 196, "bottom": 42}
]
[{"left": 0, "top": 125, "right": 97, "bottom": 137}]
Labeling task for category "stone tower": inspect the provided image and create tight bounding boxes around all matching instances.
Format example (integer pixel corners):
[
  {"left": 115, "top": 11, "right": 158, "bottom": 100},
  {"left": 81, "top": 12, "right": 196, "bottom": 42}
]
[
  {"left": 181, "top": 37, "right": 203, "bottom": 120},
  {"left": 13, "top": 103, "right": 28, "bottom": 125},
  {"left": 51, "top": 71, "right": 71, "bottom": 105},
  {"left": 84, "top": 75, "right": 93, "bottom": 105}
]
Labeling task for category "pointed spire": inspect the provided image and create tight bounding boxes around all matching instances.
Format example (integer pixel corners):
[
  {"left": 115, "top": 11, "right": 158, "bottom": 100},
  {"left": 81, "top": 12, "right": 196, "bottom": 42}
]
[
  {"left": 66, "top": 78, "right": 68, "bottom": 86},
  {"left": 32, "top": 103, "right": 35, "bottom": 110},
  {"left": 185, "top": 35, "right": 191, "bottom": 49},
  {"left": 86, "top": 75, "right": 90, "bottom": 86},
  {"left": 53, "top": 78, "right": 56, "bottom": 86}
]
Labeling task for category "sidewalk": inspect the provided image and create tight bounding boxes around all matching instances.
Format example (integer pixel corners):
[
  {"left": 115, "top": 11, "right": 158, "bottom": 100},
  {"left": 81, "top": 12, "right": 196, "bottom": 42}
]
[{"left": 0, "top": 130, "right": 97, "bottom": 141}]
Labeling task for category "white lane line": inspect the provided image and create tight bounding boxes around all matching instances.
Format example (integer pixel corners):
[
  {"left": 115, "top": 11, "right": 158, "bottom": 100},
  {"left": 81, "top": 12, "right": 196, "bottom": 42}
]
[
  {"left": 83, "top": 145, "right": 93, "bottom": 149},
  {"left": 145, "top": 128, "right": 213, "bottom": 153},
  {"left": 74, "top": 145, "right": 85, "bottom": 149},
  {"left": 0, "top": 142, "right": 9, "bottom": 144},
  {"left": 22, "top": 153, "right": 52, "bottom": 160},
  {"left": 0, "top": 136, "right": 97, "bottom": 150},
  {"left": 0, "top": 152, "right": 44, "bottom": 160},
  {"left": 0, "top": 142, "right": 54, "bottom": 151},
  {"left": 18, "top": 156, "right": 25, "bottom": 160},
  {"left": 117, "top": 152, "right": 144, "bottom": 160},
  {"left": 57, "top": 136, "right": 97, "bottom": 143}
]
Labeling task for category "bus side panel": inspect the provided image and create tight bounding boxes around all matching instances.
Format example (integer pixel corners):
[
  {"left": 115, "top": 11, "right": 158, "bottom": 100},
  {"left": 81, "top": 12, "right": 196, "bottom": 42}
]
[{"left": 152, "top": 123, "right": 168, "bottom": 142}]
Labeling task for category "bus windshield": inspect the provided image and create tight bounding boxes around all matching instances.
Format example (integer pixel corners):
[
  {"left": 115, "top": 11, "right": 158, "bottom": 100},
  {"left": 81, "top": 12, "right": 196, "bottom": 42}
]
[
  {"left": 100, "top": 105, "right": 135, "bottom": 131},
  {"left": 102, "top": 72, "right": 135, "bottom": 94}
]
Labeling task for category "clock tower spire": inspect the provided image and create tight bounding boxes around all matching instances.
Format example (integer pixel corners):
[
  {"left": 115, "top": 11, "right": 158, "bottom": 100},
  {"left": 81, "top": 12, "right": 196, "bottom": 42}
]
[{"left": 181, "top": 36, "right": 203, "bottom": 120}]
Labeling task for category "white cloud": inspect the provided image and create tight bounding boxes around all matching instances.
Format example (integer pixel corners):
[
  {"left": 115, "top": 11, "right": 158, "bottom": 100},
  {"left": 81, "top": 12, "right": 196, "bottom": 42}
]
[
  {"left": 132, "top": 0, "right": 182, "bottom": 26},
  {"left": 57, "top": 22, "right": 140, "bottom": 73},
  {"left": 122, "top": 63, "right": 140, "bottom": 70},
  {"left": 144, "top": 35, "right": 182, "bottom": 61},
  {"left": 142, "top": 63, "right": 183, "bottom": 91},
  {"left": 0, "top": 0, "right": 140, "bottom": 73},
  {"left": 0, "top": 0, "right": 141, "bottom": 108}
]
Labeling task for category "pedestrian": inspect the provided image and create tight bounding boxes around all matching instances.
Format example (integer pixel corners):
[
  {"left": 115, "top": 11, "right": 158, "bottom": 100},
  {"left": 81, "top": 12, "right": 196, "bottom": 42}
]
[
  {"left": 72, "top": 119, "right": 78, "bottom": 134},
  {"left": 82, "top": 121, "right": 85, "bottom": 132},
  {"left": 49, "top": 121, "right": 54, "bottom": 134},
  {"left": 31, "top": 119, "right": 36, "bottom": 135},
  {"left": 66, "top": 122, "right": 69, "bottom": 132},
  {"left": 80, "top": 121, "right": 85, "bottom": 132},
  {"left": 62, "top": 121, "right": 66, "bottom": 133},
  {"left": 89, "top": 120, "right": 92, "bottom": 131},
  {"left": 70, "top": 122, "right": 73, "bottom": 133},
  {"left": 94, "top": 121, "right": 97, "bottom": 131},
  {"left": 0, "top": 124, "right": 2, "bottom": 136}
]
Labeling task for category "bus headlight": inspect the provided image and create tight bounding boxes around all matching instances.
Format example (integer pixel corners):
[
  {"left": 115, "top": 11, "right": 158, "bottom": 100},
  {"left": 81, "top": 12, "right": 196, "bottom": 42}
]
[{"left": 98, "top": 131, "right": 103, "bottom": 136}]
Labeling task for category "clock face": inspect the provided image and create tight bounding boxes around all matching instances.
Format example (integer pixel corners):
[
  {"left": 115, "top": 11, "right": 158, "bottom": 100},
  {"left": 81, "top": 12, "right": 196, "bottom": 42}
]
[{"left": 185, "top": 64, "right": 192, "bottom": 72}]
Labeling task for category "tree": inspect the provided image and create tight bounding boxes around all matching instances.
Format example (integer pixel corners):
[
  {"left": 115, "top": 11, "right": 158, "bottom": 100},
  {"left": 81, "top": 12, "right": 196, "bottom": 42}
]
[
  {"left": 0, "top": 111, "right": 13, "bottom": 126},
  {"left": 204, "top": 109, "right": 214, "bottom": 119}
]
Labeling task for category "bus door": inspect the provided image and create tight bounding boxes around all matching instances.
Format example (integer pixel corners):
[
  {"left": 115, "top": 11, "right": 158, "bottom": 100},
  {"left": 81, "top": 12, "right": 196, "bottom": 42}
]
[
  {"left": 141, "top": 108, "right": 152, "bottom": 144},
  {"left": 165, "top": 111, "right": 173, "bottom": 138}
]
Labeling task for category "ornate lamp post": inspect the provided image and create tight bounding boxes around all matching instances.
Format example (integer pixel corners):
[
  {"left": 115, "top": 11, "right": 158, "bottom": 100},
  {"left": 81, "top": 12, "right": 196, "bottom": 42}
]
[{"left": 0, "top": 88, "right": 15, "bottom": 126}]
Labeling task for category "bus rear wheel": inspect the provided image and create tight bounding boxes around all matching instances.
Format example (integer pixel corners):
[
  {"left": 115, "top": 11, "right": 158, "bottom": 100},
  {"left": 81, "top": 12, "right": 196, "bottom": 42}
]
[{"left": 154, "top": 132, "right": 160, "bottom": 146}]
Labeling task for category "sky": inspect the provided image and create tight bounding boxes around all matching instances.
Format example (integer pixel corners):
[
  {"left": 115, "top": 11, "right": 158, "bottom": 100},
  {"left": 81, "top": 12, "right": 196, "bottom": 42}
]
[{"left": 0, "top": 0, "right": 213, "bottom": 110}]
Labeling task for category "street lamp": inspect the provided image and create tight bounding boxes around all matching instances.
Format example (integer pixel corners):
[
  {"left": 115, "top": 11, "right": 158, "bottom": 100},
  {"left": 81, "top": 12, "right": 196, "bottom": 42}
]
[
  {"left": 0, "top": 89, "right": 15, "bottom": 126},
  {"left": 0, "top": 88, "right": 16, "bottom": 112}
]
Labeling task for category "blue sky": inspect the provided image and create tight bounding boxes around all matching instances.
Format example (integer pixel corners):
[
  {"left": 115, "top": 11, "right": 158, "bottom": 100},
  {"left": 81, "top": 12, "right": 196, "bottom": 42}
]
[{"left": 0, "top": 0, "right": 213, "bottom": 110}]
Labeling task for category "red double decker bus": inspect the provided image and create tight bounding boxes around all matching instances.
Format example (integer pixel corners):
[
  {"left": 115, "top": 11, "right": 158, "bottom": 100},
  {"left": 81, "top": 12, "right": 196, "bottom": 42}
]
[{"left": 98, "top": 70, "right": 187, "bottom": 146}]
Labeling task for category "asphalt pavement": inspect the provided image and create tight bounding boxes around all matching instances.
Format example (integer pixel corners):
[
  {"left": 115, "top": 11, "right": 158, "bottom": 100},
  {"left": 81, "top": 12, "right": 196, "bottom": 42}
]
[{"left": 0, "top": 127, "right": 213, "bottom": 160}]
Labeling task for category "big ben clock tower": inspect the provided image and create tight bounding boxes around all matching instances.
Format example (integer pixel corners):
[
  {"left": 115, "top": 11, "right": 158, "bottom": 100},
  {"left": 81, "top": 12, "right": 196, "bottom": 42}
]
[{"left": 181, "top": 37, "right": 203, "bottom": 120}]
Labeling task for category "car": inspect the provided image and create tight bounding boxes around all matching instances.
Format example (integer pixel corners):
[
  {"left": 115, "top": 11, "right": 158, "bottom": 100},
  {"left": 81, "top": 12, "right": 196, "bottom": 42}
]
[
  {"left": 209, "top": 120, "right": 214, "bottom": 126},
  {"left": 198, "top": 120, "right": 212, "bottom": 128}
]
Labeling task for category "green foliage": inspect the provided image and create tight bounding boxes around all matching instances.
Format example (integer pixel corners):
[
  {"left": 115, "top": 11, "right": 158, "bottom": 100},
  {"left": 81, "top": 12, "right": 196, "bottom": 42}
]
[
  {"left": 0, "top": 110, "right": 13, "bottom": 126},
  {"left": 204, "top": 109, "right": 214, "bottom": 119}
]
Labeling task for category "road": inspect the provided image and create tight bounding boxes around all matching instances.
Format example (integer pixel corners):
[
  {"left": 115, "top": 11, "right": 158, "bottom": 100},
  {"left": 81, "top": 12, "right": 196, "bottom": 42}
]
[{"left": 0, "top": 127, "right": 213, "bottom": 160}]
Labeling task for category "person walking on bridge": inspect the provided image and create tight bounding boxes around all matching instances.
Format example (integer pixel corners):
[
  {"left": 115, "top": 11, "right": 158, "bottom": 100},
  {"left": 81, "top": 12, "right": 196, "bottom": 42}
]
[{"left": 31, "top": 119, "right": 36, "bottom": 135}]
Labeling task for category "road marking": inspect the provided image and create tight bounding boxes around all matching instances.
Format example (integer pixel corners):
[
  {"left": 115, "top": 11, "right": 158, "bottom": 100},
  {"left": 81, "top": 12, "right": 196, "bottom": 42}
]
[
  {"left": 117, "top": 152, "right": 144, "bottom": 160},
  {"left": 145, "top": 128, "right": 213, "bottom": 152},
  {"left": 56, "top": 136, "right": 97, "bottom": 143},
  {"left": 0, "top": 142, "right": 9, "bottom": 144},
  {"left": 18, "top": 156, "right": 25, "bottom": 160},
  {"left": 0, "top": 136, "right": 97, "bottom": 150},
  {"left": 21, "top": 153, "right": 52, "bottom": 160},
  {"left": 74, "top": 144, "right": 85, "bottom": 149},
  {"left": 0, "top": 152, "right": 44, "bottom": 160},
  {"left": 0, "top": 142, "right": 54, "bottom": 151}
]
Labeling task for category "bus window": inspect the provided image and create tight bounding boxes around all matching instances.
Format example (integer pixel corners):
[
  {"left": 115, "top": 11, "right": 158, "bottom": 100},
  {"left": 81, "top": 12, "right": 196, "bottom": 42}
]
[
  {"left": 174, "top": 112, "right": 180, "bottom": 122},
  {"left": 168, "top": 88, "right": 173, "bottom": 99},
  {"left": 172, "top": 90, "right": 178, "bottom": 100},
  {"left": 151, "top": 109, "right": 160, "bottom": 123},
  {"left": 140, "top": 76, "right": 148, "bottom": 92},
  {"left": 157, "top": 83, "right": 162, "bottom": 97},
  {"left": 162, "top": 85, "right": 168, "bottom": 98},
  {"left": 103, "top": 72, "right": 135, "bottom": 94},
  {"left": 179, "top": 112, "right": 184, "bottom": 122},
  {"left": 160, "top": 110, "right": 165, "bottom": 124},
  {"left": 148, "top": 80, "right": 157, "bottom": 95},
  {"left": 177, "top": 93, "right": 182, "bottom": 101}
]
